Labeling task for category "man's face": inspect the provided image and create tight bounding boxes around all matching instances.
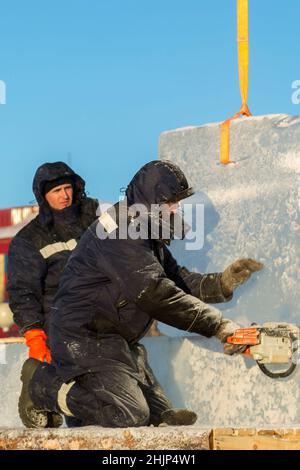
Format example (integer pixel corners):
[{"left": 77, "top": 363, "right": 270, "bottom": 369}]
[{"left": 45, "top": 183, "right": 73, "bottom": 210}]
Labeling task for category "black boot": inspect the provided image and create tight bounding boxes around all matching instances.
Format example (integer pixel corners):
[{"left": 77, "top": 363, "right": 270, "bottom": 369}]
[
  {"left": 160, "top": 408, "right": 197, "bottom": 426},
  {"left": 47, "top": 410, "right": 63, "bottom": 428},
  {"left": 19, "top": 358, "right": 48, "bottom": 428},
  {"left": 19, "top": 358, "right": 63, "bottom": 428}
]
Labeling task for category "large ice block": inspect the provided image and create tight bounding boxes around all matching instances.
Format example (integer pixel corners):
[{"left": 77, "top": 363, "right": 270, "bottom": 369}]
[{"left": 158, "top": 114, "right": 300, "bottom": 327}]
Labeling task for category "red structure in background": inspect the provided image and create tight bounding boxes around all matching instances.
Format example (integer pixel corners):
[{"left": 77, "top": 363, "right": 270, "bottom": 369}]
[{"left": 0, "top": 206, "right": 38, "bottom": 338}]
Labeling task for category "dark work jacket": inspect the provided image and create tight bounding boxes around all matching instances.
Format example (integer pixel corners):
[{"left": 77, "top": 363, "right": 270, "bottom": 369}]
[
  {"left": 7, "top": 162, "right": 98, "bottom": 334},
  {"left": 50, "top": 161, "right": 230, "bottom": 382}
]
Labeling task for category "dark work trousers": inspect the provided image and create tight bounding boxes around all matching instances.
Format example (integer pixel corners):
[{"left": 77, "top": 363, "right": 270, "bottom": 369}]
[{"left": 30, "top": 340, "right": 172, "bottom": 427}]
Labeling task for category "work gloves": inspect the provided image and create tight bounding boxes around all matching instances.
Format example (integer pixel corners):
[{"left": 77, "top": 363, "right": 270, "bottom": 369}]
[
  {"left": 24, "top": 329, "right": 52, "bottom": 363},
  {"left": 215, "top": 319, "right": 247, "bottom": 355},
  {"left": 215, "top": 259, "right": 263, "bottom": 354},
  {"left": 221, "top": 258, "right": 264, "bottom": 297}
]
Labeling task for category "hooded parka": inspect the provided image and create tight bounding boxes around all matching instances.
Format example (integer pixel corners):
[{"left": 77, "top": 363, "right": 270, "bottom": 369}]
[{"left": 7, "top": 162, "right": 98, "bottom": 335}]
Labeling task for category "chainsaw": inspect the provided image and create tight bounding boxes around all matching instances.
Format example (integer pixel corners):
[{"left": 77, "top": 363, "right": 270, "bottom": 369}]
[{"left": 226, "top": 322, "right": 300, "bottom": 379}]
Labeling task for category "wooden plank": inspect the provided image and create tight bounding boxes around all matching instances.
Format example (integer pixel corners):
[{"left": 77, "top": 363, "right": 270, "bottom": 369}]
[{"left": 212, "top": 428, "right": 300, "bottom": 450}]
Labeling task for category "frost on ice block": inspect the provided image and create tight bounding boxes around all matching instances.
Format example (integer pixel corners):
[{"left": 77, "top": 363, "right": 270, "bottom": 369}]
[
  {"left": 153, "top": 114, "right": 300, "bottom": 427},
  {"left": 158, "top": 114, "right": 300, "bottom": 327}
]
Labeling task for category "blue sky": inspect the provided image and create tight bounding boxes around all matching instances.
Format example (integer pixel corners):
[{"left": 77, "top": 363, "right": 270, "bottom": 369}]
[{"left": 0, "top": 0, "right": 299, "bottom": 208}]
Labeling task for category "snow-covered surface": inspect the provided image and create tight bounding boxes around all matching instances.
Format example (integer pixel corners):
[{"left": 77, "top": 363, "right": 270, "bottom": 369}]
[
  {"left": 160, "top": 114, "right": 300, "bottom": 134},
  {"left": 159, "top": 114, "right": 300, "bottom": 330}
]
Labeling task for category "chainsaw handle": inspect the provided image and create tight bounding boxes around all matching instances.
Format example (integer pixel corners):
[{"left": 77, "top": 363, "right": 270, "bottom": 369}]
[{"left": 227, "top": 328, "right": 260, "bottom": 346}]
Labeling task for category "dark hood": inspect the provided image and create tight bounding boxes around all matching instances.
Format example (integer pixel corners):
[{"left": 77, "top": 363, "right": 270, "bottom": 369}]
[
  {"left": 125, "top": 160, "right": 194, "bottom": 241},
  {"left": 125, "top": 160, "right": 194, "bottom": 208},
  {"left": 33, "top": 161, "right": 85, "bottom": 206},
  {"left": 32, "top": 162, "right": 87, "bottom": 228}
]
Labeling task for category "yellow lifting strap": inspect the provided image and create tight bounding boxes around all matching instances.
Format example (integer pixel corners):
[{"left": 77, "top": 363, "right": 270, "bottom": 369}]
[{"left": 220, "top": 0, "right": 252, "bottom": 165}]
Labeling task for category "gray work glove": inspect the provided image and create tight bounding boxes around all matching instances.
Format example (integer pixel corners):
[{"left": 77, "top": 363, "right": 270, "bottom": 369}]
[
  {"left": 221, "top": 258, "right": 264, "bottom": 297},
  {"left": 215, "top": 319, "right": 247, "bottom": 355}
]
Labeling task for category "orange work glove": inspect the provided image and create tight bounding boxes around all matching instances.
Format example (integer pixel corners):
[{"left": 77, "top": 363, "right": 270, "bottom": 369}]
[{"left": 24, "top": 329, "right": 52, "bottom": 363}]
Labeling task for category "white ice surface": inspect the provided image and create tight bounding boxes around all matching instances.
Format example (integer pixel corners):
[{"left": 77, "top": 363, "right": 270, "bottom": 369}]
[{"left": 159, "top": 114, "right": 300, "bottom": 333}]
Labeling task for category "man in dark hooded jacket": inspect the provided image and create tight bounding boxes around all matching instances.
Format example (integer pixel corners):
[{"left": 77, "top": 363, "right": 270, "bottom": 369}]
[
  {"left": 7, "top": 161, "right": 98, "bottom": 427},
  {"left": 18, "top": 160, "right": 263, "bottom": 428}
]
